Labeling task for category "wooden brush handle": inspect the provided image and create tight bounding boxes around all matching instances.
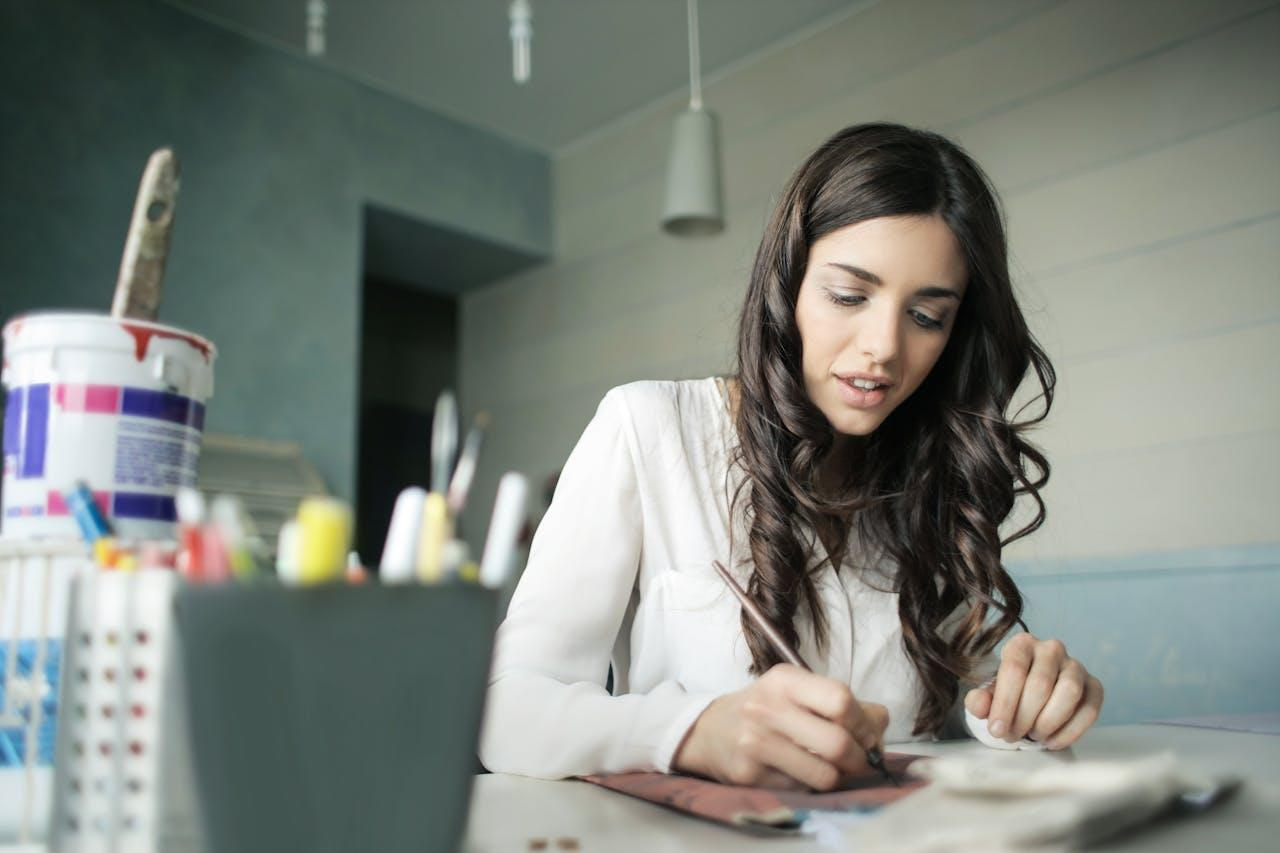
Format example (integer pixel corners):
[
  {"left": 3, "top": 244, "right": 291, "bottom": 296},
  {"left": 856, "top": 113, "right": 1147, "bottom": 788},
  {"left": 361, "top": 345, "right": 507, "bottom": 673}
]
[{"left": 111, "top": 148, "right": 179, "bottom": 321}]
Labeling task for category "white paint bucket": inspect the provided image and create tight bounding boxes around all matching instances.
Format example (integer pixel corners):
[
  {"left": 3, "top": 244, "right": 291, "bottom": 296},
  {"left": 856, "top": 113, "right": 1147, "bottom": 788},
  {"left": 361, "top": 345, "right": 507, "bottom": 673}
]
[{"left": 1, "top": 312, "right": 216, "bottom": 541}]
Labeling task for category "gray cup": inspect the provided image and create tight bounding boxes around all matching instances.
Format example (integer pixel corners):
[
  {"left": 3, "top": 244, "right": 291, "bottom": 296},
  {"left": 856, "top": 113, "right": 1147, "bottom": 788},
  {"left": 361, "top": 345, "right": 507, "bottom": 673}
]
[{"left": 175, "top": 581, "right": 497, "bottom": 853}]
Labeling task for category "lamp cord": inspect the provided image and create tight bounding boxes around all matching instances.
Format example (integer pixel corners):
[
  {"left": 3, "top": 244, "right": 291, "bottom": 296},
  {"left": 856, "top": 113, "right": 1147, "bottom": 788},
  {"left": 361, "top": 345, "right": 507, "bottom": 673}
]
[{"left": 687, "top": 0, "right": 702, "bottom": 109}]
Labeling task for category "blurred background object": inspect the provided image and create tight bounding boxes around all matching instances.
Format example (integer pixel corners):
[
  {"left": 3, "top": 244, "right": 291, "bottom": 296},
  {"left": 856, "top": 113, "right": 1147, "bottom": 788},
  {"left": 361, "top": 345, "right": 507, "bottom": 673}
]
[{"left": 195, "top": 433, "right": 327, "bottom": 557}]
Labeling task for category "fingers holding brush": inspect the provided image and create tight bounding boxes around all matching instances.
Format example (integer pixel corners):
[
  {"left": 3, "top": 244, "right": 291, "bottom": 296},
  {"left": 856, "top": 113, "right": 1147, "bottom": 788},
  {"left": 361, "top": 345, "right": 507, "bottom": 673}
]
[{"left": 672, "top": 665, "right": 892, "bottom": 791}]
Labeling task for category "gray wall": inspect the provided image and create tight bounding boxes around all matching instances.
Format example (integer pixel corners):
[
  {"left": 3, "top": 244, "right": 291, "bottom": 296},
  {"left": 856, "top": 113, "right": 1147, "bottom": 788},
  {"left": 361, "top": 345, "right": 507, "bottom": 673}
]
[
  {"left": 461, "top": 0, "right": 1280, "bottom": 722},
  {"left": 0, "top": 0, "right": 550, "bottom": 500}
]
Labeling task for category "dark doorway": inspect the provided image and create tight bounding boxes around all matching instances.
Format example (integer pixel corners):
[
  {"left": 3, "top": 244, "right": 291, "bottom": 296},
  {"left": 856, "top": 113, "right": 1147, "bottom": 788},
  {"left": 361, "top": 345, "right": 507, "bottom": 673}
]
[
  {"left": 355, "top": 205, "right": 544, "bottom": 567},
  {"left": 356, "top": 278, "right": 456, "bottom": 564}
]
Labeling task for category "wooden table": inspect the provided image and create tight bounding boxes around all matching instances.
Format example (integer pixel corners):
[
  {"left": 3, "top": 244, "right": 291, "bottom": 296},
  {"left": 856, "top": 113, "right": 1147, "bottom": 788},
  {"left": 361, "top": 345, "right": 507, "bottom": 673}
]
[{"left": 463, "top": 724, "right": 1280, "bottom": 851}]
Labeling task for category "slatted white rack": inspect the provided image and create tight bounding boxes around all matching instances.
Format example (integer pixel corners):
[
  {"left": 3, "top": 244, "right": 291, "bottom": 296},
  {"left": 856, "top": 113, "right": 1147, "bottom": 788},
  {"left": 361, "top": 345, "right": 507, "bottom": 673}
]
[{"left": 0, "top": 538, "right": 84, "bottom": 851}]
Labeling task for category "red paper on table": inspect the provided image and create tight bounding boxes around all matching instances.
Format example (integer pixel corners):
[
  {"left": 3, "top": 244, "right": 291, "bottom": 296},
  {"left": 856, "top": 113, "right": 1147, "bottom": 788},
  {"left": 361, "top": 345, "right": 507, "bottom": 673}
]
[{"left": 579, "top": 752, "right": 927, "bottom": 834}]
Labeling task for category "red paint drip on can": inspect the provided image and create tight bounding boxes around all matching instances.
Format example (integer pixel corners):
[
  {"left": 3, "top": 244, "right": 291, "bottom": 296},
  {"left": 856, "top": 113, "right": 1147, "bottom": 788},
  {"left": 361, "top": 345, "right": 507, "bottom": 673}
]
[{"left": 119, "top": 321, "right": 214, "bottom": 363}]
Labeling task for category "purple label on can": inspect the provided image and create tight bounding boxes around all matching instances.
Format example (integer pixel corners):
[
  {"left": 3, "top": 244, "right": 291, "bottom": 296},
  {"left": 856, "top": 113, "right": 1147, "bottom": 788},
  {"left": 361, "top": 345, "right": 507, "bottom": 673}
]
[
  {"left": 4, "top": 384, "right": 50, "bottom": 480},
  {"left": 120, "top": 388, "right": 203, "bottom": 428},
  {"left": 112, "top": 492, "right": 178, "bottom": 522}
]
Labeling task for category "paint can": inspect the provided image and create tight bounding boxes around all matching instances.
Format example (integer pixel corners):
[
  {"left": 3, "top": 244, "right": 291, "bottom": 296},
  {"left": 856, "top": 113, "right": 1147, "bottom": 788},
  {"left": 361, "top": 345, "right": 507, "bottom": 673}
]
[{"left": 1, "top": 312, "right": 216, "bottom": 541}]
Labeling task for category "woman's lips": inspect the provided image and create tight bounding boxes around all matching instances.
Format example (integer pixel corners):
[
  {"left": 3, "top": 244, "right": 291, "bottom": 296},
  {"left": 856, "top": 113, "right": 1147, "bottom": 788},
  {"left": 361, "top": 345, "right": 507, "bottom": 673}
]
[{"left": 836, "top": 377, "right": 889, "bottom": 409}]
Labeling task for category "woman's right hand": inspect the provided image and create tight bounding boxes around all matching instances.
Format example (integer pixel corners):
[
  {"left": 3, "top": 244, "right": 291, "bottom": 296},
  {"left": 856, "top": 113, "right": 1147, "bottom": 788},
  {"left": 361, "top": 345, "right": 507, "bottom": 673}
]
[{"left": 671, "top": 664, "right": 889, "bottom": 791}]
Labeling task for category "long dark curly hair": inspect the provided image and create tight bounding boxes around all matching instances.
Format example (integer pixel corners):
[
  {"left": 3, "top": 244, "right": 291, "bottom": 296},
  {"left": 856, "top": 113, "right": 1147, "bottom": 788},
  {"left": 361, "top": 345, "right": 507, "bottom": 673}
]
[{"left": 730, "top": 122, "right": 1054, "bottom": 735}]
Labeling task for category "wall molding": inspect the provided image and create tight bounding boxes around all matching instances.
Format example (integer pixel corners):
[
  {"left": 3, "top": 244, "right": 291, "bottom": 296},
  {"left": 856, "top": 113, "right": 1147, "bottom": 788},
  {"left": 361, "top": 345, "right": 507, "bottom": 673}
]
[{"left": 1009, "top": 542, "right": 1280, "bottom": 584}]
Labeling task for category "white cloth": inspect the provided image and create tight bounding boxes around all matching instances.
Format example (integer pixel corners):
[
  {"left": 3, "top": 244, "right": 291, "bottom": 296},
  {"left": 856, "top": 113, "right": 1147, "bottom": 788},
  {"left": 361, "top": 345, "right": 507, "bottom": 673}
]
[
  {"left": 479, "top": 377, "right": 996, "bottom": 779},
  {"left": 848, "top": 751, "right": 1231, "bottom": 850}
]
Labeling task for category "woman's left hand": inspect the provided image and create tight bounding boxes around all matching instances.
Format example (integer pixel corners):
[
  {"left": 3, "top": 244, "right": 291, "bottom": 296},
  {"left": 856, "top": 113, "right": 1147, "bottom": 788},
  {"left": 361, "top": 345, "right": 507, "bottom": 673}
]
[{"left": 964, "top": 634, "right": 1103, "bottom": 750}]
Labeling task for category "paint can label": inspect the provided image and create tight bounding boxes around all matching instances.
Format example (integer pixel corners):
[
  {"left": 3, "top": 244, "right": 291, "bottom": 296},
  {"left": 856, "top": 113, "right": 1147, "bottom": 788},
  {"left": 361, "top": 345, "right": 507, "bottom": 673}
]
[{"left": 3, "top": 383, "right": 204, "bottom": 535}]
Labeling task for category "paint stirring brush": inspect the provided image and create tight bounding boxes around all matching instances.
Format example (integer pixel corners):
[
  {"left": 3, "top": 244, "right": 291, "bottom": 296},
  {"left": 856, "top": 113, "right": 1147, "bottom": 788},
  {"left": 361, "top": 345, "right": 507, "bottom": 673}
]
[
  {"left": 111, "top": 148, "right": 179, "bottom": 321},
  {"left": 710, "top": 560, "right": 899, "bottom": 787}
]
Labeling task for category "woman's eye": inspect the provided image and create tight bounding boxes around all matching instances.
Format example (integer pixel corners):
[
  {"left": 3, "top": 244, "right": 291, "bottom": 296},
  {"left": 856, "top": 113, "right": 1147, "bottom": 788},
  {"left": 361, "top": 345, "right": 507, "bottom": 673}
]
[
  {"left": 825, "top": 290, "right": 865, "bottom": 307},
  {"left": 911, "top": 310, "right": 944, "bottom": 330},
  {"left": 824, "top": 289, "right": 946, "bottom": 330}
]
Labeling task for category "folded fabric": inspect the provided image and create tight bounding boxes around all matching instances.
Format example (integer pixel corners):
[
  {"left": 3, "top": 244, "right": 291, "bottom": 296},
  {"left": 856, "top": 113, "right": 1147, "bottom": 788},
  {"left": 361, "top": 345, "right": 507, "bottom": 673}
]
[
  {"left": 579, "top": 752, "right": 927, "bottom": 834},
  {"left": 847, "top": 751, "right": 1241, "bottom": 850}
]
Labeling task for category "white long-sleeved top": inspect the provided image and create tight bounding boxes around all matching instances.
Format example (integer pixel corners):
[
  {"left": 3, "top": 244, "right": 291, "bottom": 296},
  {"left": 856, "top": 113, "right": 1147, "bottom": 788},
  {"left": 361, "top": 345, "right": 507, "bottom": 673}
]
[{"left": 479, "top": 376, "right": 995, "bottom": 779}]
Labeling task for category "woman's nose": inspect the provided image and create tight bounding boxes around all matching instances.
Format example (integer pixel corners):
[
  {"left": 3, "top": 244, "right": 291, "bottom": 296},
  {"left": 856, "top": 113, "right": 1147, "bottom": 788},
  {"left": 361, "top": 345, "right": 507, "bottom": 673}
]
[{"left": 857, "top": 304, "right": 901, "bottom": 365}]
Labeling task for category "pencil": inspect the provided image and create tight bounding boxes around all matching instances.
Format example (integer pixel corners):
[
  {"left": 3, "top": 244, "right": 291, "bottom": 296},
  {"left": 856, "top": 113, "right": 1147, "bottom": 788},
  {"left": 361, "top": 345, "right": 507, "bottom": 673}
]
[{"left": 711, "top": 560, "right": 899, "bottom": 787}]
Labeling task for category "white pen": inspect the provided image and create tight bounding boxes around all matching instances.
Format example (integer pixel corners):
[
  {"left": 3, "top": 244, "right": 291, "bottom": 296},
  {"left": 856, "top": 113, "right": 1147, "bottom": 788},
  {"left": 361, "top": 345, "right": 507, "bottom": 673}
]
[
  {"left": 380, "top": 486, "right": 426, "bottom": 584},
  {"left": 276, "top": 519, "right": 301, "bottom": 585},
  {"left": 479, "top": 472, "right": 529, "bottom": 589}
]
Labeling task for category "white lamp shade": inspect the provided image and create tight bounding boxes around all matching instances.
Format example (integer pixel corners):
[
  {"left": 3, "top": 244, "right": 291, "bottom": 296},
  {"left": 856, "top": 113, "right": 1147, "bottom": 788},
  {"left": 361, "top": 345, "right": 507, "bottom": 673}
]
[{"left": 661, "top": 107, "right": 725, "bottom": 237}]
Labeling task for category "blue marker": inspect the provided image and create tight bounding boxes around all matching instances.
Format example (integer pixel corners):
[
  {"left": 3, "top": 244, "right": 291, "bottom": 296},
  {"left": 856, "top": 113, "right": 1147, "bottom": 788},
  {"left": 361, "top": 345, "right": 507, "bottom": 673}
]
[{"left": 64, "top": 481, "right": 113, "bottom": 543}]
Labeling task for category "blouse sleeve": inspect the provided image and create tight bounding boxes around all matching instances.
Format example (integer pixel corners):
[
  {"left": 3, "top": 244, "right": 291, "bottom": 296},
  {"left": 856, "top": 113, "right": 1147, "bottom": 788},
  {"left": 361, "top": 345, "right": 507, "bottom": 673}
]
[{"left": 477, "top": 388, "right": 720, "bottom": 778}]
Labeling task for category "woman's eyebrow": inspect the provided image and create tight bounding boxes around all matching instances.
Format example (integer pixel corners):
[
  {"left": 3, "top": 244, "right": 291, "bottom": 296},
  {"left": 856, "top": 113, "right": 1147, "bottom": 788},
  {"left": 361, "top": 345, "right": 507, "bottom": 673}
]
[{"left": 825, "top": 263, "right": 961, "bottom": 300}]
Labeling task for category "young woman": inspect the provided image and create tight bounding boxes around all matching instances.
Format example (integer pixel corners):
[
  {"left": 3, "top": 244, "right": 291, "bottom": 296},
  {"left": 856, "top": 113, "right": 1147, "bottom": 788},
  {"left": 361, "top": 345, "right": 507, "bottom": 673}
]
[{"left": 479, "top": 122, "right": 1103, "bottom": 791}]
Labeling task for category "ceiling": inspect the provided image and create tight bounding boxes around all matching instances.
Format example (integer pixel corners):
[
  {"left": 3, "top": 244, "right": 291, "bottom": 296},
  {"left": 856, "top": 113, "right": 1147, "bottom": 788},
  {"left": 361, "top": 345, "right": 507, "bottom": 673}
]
[{"left": 167, "top": 0, "right": 868, "bottom": 152}]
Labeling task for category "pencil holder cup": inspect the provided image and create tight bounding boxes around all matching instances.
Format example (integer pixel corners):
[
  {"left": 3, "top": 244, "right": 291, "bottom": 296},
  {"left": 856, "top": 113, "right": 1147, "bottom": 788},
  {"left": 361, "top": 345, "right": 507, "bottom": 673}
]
[{"left": 174, "top": 581, "right": 498, "bottom": 853}]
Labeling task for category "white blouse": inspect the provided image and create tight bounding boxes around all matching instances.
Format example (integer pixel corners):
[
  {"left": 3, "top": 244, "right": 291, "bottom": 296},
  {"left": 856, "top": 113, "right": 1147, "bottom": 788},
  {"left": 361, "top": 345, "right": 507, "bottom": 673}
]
[{"left": 479, "top": 376, "right": 994, "bottom": 779}]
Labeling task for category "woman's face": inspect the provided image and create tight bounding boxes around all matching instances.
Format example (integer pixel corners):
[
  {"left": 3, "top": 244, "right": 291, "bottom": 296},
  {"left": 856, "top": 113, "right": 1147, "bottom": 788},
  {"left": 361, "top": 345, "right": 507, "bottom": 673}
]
[{"left": 794, "top": 214, "right": 968, "bottom": 437}]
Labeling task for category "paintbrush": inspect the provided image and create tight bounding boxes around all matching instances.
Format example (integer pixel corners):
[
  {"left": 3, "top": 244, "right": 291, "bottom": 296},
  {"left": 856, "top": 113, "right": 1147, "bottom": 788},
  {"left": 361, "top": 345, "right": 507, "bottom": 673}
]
[
  {"left": 447, "top": 411, "right": 489, "bottom": 515},
  {"left": 111, "top": 148, "right": 179, "bottom": 321},
  {"left": 711, "top": 560, "right": 899, "bottom": 787},
  {"left": 430, "top": 390, "right": 459, "bottom": 495}
]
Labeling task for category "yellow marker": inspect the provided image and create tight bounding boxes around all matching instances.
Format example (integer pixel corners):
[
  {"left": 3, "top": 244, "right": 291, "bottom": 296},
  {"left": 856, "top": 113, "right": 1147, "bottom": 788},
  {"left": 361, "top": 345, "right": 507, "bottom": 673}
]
[
  {"left": 415, "top": 492, "right": 452, "bottom": 583},
  {"left": 297, "top": 497, "right": 352, "bottom": 584},
  {"left": 93, "top": 537, "right": 121, "bottom": 569}
]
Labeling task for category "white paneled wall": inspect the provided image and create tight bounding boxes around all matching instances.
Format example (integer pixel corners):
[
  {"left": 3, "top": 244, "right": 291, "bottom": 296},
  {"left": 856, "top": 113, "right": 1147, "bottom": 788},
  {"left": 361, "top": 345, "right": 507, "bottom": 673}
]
[{"left": 460, "top": 0, "right": 1280, "bottom": 567}]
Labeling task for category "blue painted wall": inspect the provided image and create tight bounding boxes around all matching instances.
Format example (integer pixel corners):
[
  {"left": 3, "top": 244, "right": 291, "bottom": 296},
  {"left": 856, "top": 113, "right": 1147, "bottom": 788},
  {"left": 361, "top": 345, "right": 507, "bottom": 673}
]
[
  {"left": 0, "top": 0, "right": 550, "bottom": 499},
  {"left": 1011, "top": 545, "right": 1280, "bottom": 724}
]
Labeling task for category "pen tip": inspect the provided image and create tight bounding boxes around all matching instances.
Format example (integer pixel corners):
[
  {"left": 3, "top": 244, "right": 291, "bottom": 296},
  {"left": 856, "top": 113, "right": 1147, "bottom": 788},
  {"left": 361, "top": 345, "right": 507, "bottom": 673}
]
[{"left": 865, "top": 745, "right": 899, "bottom": 785}]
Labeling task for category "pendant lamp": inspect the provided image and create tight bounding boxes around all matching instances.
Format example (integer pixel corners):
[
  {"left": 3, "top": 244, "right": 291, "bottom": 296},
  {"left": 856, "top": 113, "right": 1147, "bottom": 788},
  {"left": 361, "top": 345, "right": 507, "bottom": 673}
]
[
  {"left": 305, "top": 0, "right": 327, "bottom": 57},
  {"left": 510, "top": 0, "right": 532, "bottom": 84},
  {"left": 661, "top": 0, "right": 724, "bottom": 236}
]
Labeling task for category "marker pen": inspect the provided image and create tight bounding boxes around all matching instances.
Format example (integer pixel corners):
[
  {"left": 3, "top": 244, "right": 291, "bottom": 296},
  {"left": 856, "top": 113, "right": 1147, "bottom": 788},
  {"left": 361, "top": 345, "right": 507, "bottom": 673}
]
[
  {"left": 346, "top": 551, "right": 368, "bottom": 584},
  {"left": 211, "top": 494, "right": 260, "bottom": 580},
  {"left": 175, "top": 487, "right": 207, "bottom": 582},
  {"left": 64, "top": 481, "right": 112, "bottom": 545},
  {"left": 479, "top": 472, "right": 529, "bottom": 589},
  {"left": 276, "top": 519, "right": 301, "bottom": 584},
  {"left": 380, "top": 486, "right": 426, "bottom": 583},
  {"left": 296, "top": 496, "right": 351, "bottom": 584},
  {"left": 415, "top": 492, "right": 451, "bottom": 583}
]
